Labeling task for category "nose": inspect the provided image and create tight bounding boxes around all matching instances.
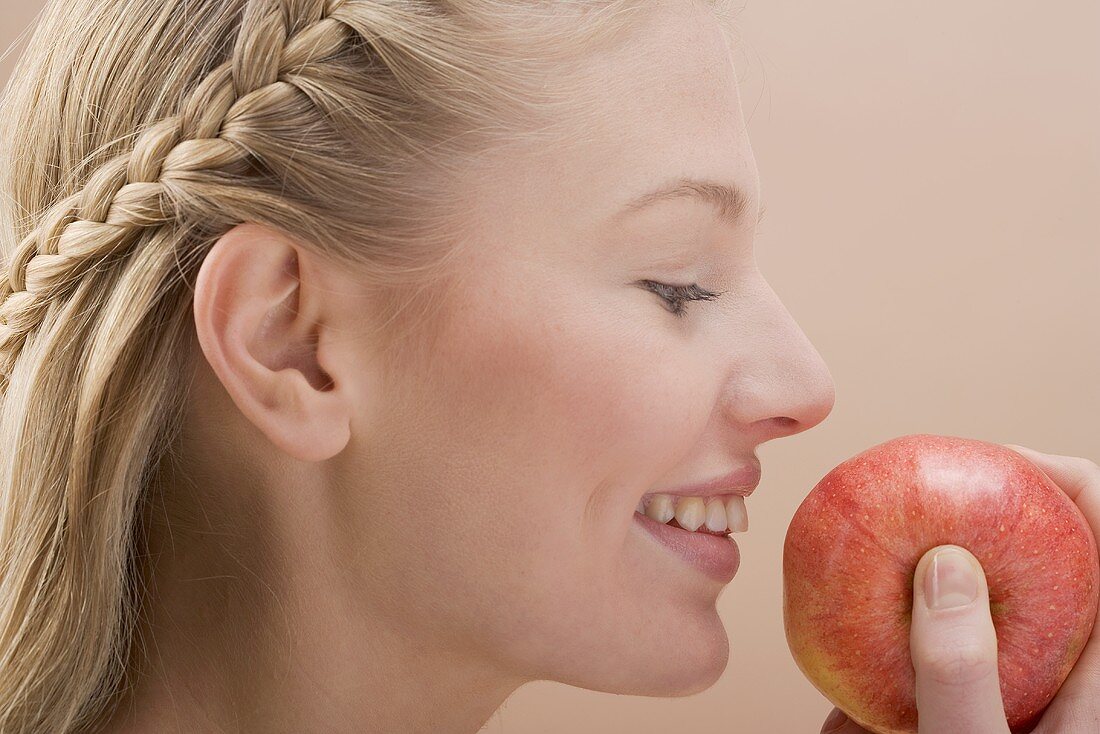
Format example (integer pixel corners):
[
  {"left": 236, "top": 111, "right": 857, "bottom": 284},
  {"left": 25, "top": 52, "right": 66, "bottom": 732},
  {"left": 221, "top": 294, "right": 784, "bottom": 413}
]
[{"left": 721, "top": 274, "right": 836, "bottom": 443}]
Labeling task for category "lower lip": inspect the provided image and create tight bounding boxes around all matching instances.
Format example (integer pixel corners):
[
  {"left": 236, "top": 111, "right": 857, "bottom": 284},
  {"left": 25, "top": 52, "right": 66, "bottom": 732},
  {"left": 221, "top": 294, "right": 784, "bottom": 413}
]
[{"left": 632, "top": 510, "right": 740, "bottom": 583}]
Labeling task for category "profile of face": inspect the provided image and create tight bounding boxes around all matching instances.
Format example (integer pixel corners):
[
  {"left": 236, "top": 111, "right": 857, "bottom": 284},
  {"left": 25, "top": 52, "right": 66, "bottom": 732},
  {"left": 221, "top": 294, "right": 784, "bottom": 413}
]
[{"left": 187, "top": 0, "right": 836, "bottom": 712}]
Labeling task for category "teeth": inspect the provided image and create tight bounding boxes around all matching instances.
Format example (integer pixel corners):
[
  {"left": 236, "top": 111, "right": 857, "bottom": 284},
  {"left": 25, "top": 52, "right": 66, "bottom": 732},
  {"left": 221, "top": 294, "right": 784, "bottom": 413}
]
[
  {"left": 674, "top": 497, "right": 706, "bottom": 532},
  {"left": 705, "top": 498, "right": 728, "bottom": 532},
  {"left": 726, "top": 495, "right": 747, "bottom": 532},
  {"left": 639, "top": 493, "right": 748, "bottom": 533},
  {"left": 645, "top": 494, "right": 676, "bottom": 524}
]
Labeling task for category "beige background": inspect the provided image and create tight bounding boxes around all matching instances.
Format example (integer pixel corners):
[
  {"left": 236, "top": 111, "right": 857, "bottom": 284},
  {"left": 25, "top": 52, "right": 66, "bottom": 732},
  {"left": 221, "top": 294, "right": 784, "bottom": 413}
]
[{"left": 3, "top": 1, "right": 1098, "bottom": 732}]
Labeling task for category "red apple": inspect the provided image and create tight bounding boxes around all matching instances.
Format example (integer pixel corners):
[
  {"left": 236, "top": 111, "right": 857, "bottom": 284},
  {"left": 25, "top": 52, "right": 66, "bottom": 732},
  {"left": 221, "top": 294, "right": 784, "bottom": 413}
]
[{"left": 783, "top": 434, "right": 1099, "bottom": 734}]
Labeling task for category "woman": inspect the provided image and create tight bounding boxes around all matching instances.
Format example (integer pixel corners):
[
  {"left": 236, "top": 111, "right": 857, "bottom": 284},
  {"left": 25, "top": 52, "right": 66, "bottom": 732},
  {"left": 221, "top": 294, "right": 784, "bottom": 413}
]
[{"left": 0, "top": 1, "right": 1095, "bottom": 732}]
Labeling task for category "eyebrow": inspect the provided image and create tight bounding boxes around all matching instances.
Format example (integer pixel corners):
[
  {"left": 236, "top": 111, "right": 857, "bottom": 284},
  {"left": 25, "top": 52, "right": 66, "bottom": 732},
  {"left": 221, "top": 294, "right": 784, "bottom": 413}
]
[{"left": 615, "top": 176, "right": 755, "bottom": 228}]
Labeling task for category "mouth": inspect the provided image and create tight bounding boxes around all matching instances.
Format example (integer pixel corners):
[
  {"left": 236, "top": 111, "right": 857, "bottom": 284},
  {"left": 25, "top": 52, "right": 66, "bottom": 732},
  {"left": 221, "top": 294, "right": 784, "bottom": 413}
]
[
  {"left": 635, "top": 493, "right": 748, "bottom": 536},
  {"left": 662, "top": 515, "right": 730, "bottom": 537},
  {"left": 632, "top": 506, "right": 742, "bottom": 582}
]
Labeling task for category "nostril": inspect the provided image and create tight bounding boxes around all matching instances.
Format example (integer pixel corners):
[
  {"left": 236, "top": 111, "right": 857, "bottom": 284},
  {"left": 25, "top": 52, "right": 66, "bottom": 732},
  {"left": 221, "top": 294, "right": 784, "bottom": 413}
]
[{"left": 772, "top": 416, "right": 799, "bottom": 434}]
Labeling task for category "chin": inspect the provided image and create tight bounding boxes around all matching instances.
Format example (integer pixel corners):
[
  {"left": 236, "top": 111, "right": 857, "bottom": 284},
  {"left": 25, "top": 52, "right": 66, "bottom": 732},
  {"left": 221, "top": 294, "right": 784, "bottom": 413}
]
[
  {"left": 590, "top": 621, "right": 731, "bottom": 698},
  {"left": 634, "top": 647, "right": 730, "bottom": 698},
  {"left": 670, "top": 630, "right": 731, "bottom": 696},
  {"left": 641, "top": 600, "right": 731, "bottom": 696}
]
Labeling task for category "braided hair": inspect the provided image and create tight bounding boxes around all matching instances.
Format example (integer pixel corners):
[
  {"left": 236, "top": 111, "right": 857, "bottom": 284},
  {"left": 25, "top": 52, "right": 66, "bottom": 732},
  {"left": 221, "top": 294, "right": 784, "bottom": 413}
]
[{"left": 0, "top": 0, "right": 731, "bottom": 730}]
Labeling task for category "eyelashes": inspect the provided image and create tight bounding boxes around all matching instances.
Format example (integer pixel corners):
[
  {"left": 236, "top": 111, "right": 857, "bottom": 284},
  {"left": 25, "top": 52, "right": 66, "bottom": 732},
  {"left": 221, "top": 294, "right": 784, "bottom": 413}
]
[{"left": 637, "top": 279, "right": 726, "bottom": 318}]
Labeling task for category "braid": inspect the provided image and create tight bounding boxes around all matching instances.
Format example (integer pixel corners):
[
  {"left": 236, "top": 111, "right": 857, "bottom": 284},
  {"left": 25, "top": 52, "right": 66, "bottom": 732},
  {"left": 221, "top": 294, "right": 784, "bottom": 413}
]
[{"left": 0, "top": 0, "right": 359, "bottom": 393}]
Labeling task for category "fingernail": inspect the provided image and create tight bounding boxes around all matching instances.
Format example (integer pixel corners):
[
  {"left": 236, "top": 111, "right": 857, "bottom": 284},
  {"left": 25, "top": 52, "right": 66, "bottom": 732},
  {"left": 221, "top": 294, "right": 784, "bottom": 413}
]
[
  {"left": 925, "top": 547, "right": 979, "bottom": 610},
  {"left": 820, "top": 707, "right": 848, "bottom": 733}
]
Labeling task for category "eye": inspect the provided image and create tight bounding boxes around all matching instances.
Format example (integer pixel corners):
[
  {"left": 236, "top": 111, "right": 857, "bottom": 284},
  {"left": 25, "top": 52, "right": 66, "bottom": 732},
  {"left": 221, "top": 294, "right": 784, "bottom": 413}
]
[{"left": 637, "top": 280, "right": 725, "bottom": 318}]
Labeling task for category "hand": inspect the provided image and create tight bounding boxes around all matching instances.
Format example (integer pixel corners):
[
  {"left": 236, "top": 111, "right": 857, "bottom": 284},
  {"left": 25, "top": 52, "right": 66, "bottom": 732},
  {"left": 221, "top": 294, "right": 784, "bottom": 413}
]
[{"left": 818, "top": 444, "right": 1100, "bottom": 734}]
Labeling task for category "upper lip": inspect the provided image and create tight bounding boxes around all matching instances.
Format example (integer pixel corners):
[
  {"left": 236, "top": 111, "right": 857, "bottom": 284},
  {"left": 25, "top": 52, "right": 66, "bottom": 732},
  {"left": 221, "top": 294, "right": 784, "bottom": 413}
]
[{"left": 645, "top": 460, "right": 762, "bottom": 499}]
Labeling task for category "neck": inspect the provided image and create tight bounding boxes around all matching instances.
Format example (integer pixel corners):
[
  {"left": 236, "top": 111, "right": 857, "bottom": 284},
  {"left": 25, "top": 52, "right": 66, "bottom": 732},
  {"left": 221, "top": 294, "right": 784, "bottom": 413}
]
[{"left": 85, "top": 473, "right": 526, "bottom": 734}]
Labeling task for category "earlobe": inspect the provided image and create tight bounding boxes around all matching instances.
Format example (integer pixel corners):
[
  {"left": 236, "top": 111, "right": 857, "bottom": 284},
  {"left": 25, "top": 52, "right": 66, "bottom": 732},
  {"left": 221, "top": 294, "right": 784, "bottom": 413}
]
[{"left": 192, "top": 222, "right": 351, "bottom": 463}]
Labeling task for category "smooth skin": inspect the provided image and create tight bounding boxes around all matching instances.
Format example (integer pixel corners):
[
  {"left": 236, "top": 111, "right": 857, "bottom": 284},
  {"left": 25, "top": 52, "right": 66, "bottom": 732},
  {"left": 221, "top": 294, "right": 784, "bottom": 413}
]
[{"left": 822, "top": 446, "right": 1100, "bottom": 733}]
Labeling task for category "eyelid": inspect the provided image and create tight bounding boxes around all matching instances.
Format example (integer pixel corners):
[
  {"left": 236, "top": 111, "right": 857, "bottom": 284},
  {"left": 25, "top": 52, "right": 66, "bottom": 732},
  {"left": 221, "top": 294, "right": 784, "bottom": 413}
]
[{"left": 637, "top": 279, "right": 725, "bottom": 317}]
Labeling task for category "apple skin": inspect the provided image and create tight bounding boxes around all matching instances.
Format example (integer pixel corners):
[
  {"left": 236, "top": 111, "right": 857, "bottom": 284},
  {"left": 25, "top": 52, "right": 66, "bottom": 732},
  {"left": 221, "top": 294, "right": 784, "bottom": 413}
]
[{"left": 783, "top": 434, "right": 1099, "bottom": 734}]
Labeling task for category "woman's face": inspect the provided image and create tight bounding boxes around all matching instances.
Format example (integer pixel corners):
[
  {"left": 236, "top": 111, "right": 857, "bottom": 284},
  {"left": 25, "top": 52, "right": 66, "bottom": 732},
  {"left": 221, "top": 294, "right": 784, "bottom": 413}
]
[{"left": 336, "top": 2, "right": 835, "bottom": 697}]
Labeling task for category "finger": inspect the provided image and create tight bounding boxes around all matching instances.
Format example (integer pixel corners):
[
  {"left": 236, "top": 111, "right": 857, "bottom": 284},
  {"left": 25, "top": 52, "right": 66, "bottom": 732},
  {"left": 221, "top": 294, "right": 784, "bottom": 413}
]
[
  {"left": 910, "top": 545, "right": 1010, "bottom": 734},
  {"left": 818, "top": 707, "right": 874, "bottom": 733},
  {"left": 1002, "top": 445, "right": 1100, "bottom": 719}
]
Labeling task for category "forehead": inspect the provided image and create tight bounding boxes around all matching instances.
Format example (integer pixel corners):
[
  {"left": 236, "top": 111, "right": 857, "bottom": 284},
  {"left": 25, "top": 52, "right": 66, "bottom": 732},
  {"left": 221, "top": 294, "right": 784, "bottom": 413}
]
[{"left": 461, "top": 2, "right": 757, "bottom": 255}]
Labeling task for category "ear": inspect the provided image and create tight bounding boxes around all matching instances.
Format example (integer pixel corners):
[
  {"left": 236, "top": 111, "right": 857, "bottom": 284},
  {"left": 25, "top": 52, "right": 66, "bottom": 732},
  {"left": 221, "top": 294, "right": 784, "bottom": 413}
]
[{"left": 192, "top": 222, "right": 352, "bottom": 462}]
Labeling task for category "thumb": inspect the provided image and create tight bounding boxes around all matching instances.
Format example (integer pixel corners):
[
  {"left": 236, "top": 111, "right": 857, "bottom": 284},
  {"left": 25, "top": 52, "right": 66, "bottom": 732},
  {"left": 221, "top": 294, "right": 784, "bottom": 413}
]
[{"left": 910, "top": 545, "right": 1010, "bottom": 734}]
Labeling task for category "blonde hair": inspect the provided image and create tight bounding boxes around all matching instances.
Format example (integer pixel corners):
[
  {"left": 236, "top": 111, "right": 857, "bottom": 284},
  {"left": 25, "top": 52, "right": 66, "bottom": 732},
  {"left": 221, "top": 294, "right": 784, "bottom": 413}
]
[{"left": 0, "top": 0, "right": 734, "bottom": 731}]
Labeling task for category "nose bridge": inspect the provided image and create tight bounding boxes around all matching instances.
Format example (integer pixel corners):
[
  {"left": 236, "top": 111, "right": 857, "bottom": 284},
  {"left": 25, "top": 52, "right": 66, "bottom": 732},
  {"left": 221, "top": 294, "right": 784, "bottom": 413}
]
[{"left": 723, "top": 274, "right": 836, "bottom": 437}]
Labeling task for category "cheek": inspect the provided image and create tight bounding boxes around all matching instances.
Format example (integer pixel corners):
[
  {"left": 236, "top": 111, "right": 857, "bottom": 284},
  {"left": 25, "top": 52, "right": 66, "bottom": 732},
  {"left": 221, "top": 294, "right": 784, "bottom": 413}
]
[
  {"left": 433, "top": 282, "right": 710, "bottom": 490},
  {"left": 350, "top": 272, "right": 720, "bottom": 670}
]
